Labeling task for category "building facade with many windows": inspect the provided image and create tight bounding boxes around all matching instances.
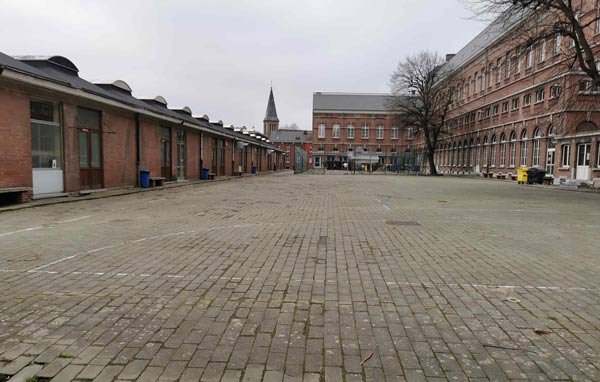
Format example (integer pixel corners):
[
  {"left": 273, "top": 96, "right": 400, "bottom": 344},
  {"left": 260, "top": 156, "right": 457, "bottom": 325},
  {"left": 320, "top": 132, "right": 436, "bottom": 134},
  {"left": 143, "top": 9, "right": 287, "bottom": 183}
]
[
  {"left": 312, "top": 93, "right": 411, "bottom": 171},
  {"left": 425, "top": 2, "right": 600, "bottom": 185}
]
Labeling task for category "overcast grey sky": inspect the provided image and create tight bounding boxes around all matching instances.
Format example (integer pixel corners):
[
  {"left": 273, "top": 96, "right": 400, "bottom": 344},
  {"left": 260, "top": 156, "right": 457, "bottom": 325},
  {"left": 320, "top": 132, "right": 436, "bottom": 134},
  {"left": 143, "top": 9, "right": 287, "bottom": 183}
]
[{"left": 1, "top": 0, "right": 486, "bottom": 132}]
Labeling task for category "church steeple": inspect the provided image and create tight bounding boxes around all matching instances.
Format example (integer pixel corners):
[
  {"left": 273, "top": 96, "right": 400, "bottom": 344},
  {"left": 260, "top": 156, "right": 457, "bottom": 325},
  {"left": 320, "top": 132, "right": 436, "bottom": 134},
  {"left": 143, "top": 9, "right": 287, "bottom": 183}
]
[{"left": 263, "top": 87, "right": 279, "bottom": 139}]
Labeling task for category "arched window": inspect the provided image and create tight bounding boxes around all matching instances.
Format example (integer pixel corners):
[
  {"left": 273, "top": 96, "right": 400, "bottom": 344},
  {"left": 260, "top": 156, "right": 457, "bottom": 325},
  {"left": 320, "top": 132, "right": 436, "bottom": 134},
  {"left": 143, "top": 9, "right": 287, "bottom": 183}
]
[
  {"left": 476, "top": 137, "right": 482, "bottom": 168},
  {"left": 462, "top": 140, "right": 468, "bottom": 167},
  {"left": 452, "top": 142, "right": 457, "bottom": 166},
  {"left": 490, "top": 135, "right": 497, "bottom": 166},
  {"left": 458, "top": 141, "right": 463, "bottom": 166},
  {"left": 509, "top": 131, "right": 517, "bottom": 167},
  {"left": 499, "top": 133, "right": 507, "bottom": 167},
  {"left": 520, "top": 129, "right": 528, "bottom": 166},
  {"left": 532, "top": 127, "right": 541, "bottom": 166},
  {"left": 469, "top": 139, "right": 474, "bottom": 167},
  {"left": 483, "top": 136, "right": 489, "bottom": 167}
]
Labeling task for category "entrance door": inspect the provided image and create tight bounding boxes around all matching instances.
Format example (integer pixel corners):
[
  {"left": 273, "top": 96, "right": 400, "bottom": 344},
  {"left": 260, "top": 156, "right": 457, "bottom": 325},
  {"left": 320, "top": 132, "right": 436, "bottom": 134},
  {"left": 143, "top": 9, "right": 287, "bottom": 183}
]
[
  {"left": 576, "top": 143, "right": 591, "bottom": 180},
  {"left": 211, "top": 138, "right": 218, "bottom": 174},
  {"left": 31, "top": 100, "right": 64, "bottom": 195},
  {"left": 176, "top": 130, "right": 186, "bottom": 181},
  {"left": 219, "top": 140, "right": 225, "bottom": 175},
  {"left": 160, "top": 127, "right": 172, "bottom": 180},
  {"left": 78, "top": 108, "right": 103, "bottom": 190},
  {"left": 546, "top": 148, "right": 555, "bottom": 177}
]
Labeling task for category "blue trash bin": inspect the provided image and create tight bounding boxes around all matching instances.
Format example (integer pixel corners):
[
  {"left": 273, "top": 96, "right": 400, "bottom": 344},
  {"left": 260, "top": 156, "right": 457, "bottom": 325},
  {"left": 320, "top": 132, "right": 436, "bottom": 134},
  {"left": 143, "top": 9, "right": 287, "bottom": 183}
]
[
  {"left": 140, "top": 170, "right": 150, "bottom": 188},
  {"left": 202, "top": 168, "right": 209, "bottom": 180},
  {"left": 251, "top": 166, "right": 257, "bottom": 174}
]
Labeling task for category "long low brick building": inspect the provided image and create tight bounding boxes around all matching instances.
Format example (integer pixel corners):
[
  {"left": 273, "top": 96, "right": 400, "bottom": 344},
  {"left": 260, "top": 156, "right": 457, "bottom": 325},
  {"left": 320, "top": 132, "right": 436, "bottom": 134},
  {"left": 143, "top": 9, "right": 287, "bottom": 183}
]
[{"left": 0, "top": 53, "right": 283, "bottom": 203}]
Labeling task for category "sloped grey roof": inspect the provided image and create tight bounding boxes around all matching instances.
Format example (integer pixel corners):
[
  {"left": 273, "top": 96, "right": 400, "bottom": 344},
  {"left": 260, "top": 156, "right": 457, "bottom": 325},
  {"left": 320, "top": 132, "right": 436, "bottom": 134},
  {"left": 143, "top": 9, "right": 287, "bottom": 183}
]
[
  {"left": 441, "top": 10, "right": 526, "bottom": 77},
  {"left": 313, "top": 92, "right": 393, "bottom": 112},
  {"left": 264, "top": 87, "right": 279, "bottom": 121},
  {"left": 0, "top": 52, "right": 278, "bottom": 149},
  {"left": 271, "top": 129, "right": 312, "bottom": 143}
]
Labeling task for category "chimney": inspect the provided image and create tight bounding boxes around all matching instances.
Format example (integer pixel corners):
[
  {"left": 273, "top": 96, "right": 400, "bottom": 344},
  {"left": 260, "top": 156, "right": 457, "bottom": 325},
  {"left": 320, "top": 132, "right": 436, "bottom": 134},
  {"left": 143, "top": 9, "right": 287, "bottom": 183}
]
[{"left": 445, "top": 54, "right": 456, "bottom": 63}]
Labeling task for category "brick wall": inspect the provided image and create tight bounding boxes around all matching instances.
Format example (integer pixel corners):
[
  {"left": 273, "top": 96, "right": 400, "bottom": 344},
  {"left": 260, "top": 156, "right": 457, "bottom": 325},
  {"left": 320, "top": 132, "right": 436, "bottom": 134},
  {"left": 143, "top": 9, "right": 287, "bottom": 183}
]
[{"left": 0, "top": 87, "right": 31, "bottom": 189}]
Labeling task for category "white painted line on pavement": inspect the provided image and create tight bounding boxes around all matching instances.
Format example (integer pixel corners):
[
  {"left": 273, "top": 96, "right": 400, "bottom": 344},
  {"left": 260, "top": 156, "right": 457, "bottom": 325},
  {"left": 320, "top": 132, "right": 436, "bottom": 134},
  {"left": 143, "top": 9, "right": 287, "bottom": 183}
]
[
  {"left": 0, "top": 226, "right": 43, "bottom": 238},
  {"left": 57, "top": 216, "right": 91, "bottom": 224},
  {"left": 382, "top": 204, "right": 392, "bottom": 211}
]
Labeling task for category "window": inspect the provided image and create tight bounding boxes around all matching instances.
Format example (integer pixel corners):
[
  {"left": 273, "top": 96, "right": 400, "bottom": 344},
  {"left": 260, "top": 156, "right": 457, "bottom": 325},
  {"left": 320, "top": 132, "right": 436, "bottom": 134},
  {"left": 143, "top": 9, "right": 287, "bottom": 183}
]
[
  {"left": 487, "top": 63, "right": 493, "bottom": 87},
  {"left": 523, "top": 93, "right": 532, "bottom": 106},
  {"left": 561, "top": 144, "right": 570, "bottom": 167},
  {"left": 405, "top": 127, "right": 414, "bottom": 139},
  {"left": 347, "top": 124, "right": 355, "bottom": 139},
  {"left": 535, "top": 88, "right": 545, "bottom": 103},
  {"left": 315, "top": 156, "right": 321, "bottom": 167},
  {"left": 579, "top": 80, "right": 600, "bottom": 94},
  {"left": 376, "top": 125, "right": 384, "bottom": 139},
  {"left": 472, "top": 73, "right": 477, "bottom": 95},
  {"left": 361, "top": 124, "right": 369, "bottom": 139},
  {"left": 550, "top": 84, "right": 561, "bottom": 98},
  {"left": 512, "top": 98, "right": 520, "bottom": 110},
  {"left": 532, "top": 128, "right": 541, "bottom": 166},
  {"left": 496, "top": 58, "right": 502, "bottom": 83},
  {"left": 539, "top": 39, "right": 546, "bottom": 62},
  {"left": 490, "top": 135, "right": 497, "bottom": 166},
  {"left": 520, "top": 130, "right": 528, "bottom": 166},
  {"left": 481, "top": 68, "right": 486, "bottom": 91},
  {"left": 466, "top": 78, "right": 471, "bottom": 97},
  {"left": 31, "top": 101, "right": 62, "bottom": 169},
  {"left": 554, "top": 34, "right": 562, "bottom": 55},
  {"left": 483, "top": 137, "right": 489, "bottom": 166},
  {"left": 332, "top": 146, "right": 339, "bottom": 152},
  {"left": 499, "top": 134, "right": 506, "bottom": 167},
  {"left": 493, "top": 104, "right": 499, "bottom": 115},
  {"left": 318, "top": 124, "right": 325, "bottom": 138},
  {"left": 332, "top": 124, "right": 340, "bottom": 138},
  {"left": 526, "top": 46, "right": 533, "bottom": 68},
  {"left": 509, "top": 131, "right": 516, "bottom": 167},
  {"left": 502, "top": 101, "right": 509, "bottom": 113},
  {"left": 505, "top": 52, "right": 511, "bottom": 79},
  {"left": 516, "top": 47, "right": 522, "bottom": 73},
  {"left": 391, "top": 126, "right": 399, "bottom": 139}
]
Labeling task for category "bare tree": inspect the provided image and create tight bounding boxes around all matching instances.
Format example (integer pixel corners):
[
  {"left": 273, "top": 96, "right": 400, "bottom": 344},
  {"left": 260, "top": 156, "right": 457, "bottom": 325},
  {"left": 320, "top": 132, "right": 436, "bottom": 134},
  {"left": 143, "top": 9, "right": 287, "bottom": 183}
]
[
  {"left": 464, "top": 0, "right": 600, "bottom": 86},
  {"left": 388, "top": 51, "right": 459, "bottom": 175},
  {"left": 280, "top": 123, "right": 300, "bottom": 130}
]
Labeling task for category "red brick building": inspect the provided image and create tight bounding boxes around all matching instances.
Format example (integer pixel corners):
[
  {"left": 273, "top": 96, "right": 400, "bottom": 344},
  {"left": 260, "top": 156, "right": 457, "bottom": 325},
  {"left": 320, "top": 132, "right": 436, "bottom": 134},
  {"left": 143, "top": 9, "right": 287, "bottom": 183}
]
[
  {"left": 420, "top": 2, "right": 600, "bottom": 186},
  {"left": 0, "top": 53, "right": 283, "bottom": 203},
  {"left": 312, "top": 93, "right": 411, "bottom": 171}
]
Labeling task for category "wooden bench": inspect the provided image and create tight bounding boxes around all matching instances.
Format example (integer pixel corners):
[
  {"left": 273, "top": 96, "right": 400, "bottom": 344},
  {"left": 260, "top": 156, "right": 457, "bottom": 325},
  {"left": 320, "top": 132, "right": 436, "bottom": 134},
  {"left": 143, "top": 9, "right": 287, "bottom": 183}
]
[
  {"left": 149, "top": 177, "right": 165, "bottom": 187},
  {"left": 496, "top": 173, "right": 506, "bottom": 180},
  {"left": 482, "top": 172, "right": 492, "bottom": 178},
  {"left": 510, "top": 174, "right": 517, "bottom": 181},
  {"left": 208, "top": 173, "right": 216, "bottom": 180}
]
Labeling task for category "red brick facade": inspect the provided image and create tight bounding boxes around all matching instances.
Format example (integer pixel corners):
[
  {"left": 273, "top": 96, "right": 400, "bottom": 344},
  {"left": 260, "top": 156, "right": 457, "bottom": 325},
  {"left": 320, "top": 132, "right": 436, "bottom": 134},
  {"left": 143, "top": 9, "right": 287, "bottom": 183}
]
[{"left": 0, "top": 55, "right": 283, "bottom": 203}]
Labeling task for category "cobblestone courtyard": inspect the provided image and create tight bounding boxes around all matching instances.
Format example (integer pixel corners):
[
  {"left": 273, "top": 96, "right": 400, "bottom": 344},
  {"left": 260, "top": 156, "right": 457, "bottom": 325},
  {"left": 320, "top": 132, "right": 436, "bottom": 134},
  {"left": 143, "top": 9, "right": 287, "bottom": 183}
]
[{"left": 0, "top": 173, "right": 599, "bottom": 381}]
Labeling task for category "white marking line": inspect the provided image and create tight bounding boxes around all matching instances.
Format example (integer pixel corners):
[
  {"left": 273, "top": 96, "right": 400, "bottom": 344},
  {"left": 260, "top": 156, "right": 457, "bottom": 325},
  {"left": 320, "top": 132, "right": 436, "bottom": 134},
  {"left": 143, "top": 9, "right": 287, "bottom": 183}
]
[
  {"left": 0, "top": 226, "right": 43, "bottom": 238},
  {"left": 383, "top": 281, "right": 596, "bottom": 293},
  {"left": 382, "top": 204, "right": 392, "bottom": 211},
  {"left": 57, "top": 216, "right": 91, "bottom": 224},
  {"left": 23, "top": 223, "right": 275, "bottom": 272}
]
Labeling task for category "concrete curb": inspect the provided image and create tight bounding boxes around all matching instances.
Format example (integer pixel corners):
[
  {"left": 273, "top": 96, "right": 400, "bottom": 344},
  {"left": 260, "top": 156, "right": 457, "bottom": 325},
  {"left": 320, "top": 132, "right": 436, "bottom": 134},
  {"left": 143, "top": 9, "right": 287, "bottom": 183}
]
[{"left": 0, "top": 171, "right": 291, "bottom": 214}]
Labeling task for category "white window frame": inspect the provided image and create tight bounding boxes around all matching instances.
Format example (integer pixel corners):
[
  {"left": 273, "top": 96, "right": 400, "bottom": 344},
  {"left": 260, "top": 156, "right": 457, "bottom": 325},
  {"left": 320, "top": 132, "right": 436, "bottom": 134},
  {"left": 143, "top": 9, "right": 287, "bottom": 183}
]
[
  {"left": 535, "top": 88, "right": 545, "bottom": 103},
  {"left": 554, "top": 34, "right": 562, "bottom": 55},
  {"left": 332, "top": 124, "right": 340, "bottom": 139},
  {"left": 539, "top": 39, "right": 546, "bottom": 62},
  {"left": 391, "top": 126, "right": 398, "bottom": 139},
  {"left": 361, "top": 124, "right": 369, "bottom": 139},
  {"left": 376, "top": 125, "right": 384, "bottom": 140},
  {"left": 520, "top": 131, "right": 528, "bottom": 166},
  {"left": 509, "top": 135, "right": 516, "bottom": 167},
  {"left": 523, "top": 93, "right": 532, "bottom": 106},
  {"left": 318, "top": 124, "right": 325, "bottom": 139},
  {"left": 347, "top": 124, "right": 355, "bottom": 139},
  {"left": 516, "top": 47, "right": 522, "bottom": 73},
  {"left": 532, "top": 129, "right": 541, "bottom": 166},
  {"left": 499, "top": 136, "right": 506, "bottom": 167},
  {"left": 526, "top": 46, "right": 533, "bottom": 68},
  {"left": 561, "top": 144, "right": 570, "bottom": 167}
]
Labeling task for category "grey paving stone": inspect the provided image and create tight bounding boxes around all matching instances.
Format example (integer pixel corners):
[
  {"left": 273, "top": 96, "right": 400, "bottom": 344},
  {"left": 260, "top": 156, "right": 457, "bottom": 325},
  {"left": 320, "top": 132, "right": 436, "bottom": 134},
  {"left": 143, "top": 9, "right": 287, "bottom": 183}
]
[{"left": 0, "top": 174, "right": 597, "bottom": 381}]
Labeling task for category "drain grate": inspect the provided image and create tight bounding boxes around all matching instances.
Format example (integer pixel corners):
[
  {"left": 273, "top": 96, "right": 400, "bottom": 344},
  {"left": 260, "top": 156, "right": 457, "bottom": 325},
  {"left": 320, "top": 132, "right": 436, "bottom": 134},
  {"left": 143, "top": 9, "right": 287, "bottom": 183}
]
[{"left": 386, "top": 220, "right": 421, "bottom": 226}]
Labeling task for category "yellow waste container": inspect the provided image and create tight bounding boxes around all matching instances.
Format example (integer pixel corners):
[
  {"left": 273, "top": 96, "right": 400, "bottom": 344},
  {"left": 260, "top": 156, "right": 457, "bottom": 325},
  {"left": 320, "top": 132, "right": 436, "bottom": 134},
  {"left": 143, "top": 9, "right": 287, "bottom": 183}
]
[{"left": 517, "top": 167, "right": 528, "bottom": 184}]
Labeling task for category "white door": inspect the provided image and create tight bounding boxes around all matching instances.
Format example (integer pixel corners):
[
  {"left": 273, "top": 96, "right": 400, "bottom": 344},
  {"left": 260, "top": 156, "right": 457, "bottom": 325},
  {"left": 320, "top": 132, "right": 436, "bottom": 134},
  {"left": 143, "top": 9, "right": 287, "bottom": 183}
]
[
  {"left": 546, "top": 148, "right": 555, "bottom": 177},
  {"left": 576, "top": 143, "right": 591, "bottom": 180},
  {"left": 31, "top": 115, "right": 64, "bottom": 195}
]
